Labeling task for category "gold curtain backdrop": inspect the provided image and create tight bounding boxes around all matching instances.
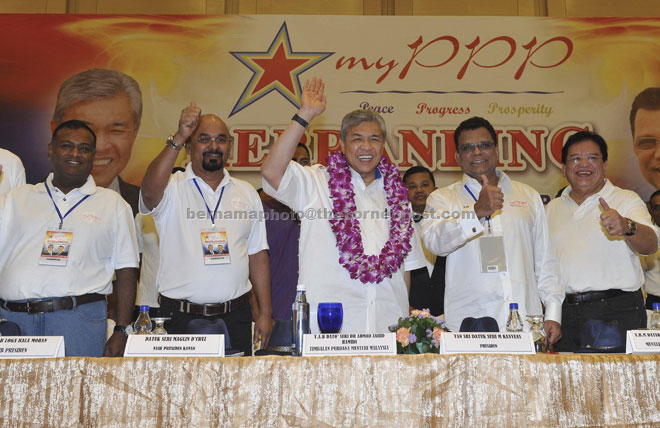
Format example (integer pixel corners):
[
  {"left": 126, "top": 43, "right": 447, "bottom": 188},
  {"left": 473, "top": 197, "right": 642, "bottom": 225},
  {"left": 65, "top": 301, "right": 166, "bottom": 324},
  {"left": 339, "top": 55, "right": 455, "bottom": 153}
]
[{"left": 2, "top": 353, "right": 660, "bottom": 427}]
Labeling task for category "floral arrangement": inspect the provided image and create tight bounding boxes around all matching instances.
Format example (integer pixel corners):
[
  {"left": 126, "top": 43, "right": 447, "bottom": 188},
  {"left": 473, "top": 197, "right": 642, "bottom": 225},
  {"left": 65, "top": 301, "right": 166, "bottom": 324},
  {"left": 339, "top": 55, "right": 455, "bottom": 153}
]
[
  {"left": 326, "top": 152, "right": 414, "bottom": 284},
  {"left": 389, "top": 309, "right": 446, "bottom": 354}
]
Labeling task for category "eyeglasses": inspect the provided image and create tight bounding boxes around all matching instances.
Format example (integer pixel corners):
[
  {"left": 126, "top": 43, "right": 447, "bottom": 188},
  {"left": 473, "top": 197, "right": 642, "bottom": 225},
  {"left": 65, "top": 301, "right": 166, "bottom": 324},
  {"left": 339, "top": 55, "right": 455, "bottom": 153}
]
[
  {"left": 197, "top": 135, "right": 232, "bottom": 144},
  {"left": 457, "top": 141, "right": 496, "bottom": 154},
  {"left": 635, "top": 137, "right": 659, "bottom": 150},
  {"left": 567, "top": 155, "right": 603, "bottom": 165}
]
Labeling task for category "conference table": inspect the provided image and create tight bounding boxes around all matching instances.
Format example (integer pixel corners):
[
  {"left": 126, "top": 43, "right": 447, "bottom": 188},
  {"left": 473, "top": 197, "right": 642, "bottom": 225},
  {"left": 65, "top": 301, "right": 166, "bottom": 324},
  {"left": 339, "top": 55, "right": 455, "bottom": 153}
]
[{"left": 1, "top": 353, "right": 659, "bottom": 427}]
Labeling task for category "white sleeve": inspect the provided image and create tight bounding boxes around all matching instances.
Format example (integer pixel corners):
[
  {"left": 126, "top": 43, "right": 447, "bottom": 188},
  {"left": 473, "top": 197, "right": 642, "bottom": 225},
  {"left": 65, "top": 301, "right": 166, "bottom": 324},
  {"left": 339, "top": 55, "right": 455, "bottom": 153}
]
[
  {"left": 261, "top": 161, "right": 319, "bottom": 212},
  {"left": 246, "top": 186, "right": 269, "bottom": 255},
  {"left": 113, "top": 202, "right": 140, "bottom": 269},
  {"left": 421, "top": 188, "right": 484, "bottom": 257},
  {"left": 532, "top": 193, "right": 564, "bottom": 324}
]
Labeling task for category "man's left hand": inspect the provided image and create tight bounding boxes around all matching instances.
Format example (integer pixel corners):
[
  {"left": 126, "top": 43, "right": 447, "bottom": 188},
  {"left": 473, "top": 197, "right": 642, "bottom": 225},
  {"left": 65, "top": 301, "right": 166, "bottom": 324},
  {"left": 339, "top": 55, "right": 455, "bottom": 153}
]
[
  {"left": 599, "top": 197, "right": 629, "bottom": 236},
  {"left": 543, "top": 320, "right": 562, "bottom": 345},
  {"left": 103, "top": 332, "right": 128, "bottom": 357},
  {"left": 253, "top": 313, "right": 273, "bottom": 350}
]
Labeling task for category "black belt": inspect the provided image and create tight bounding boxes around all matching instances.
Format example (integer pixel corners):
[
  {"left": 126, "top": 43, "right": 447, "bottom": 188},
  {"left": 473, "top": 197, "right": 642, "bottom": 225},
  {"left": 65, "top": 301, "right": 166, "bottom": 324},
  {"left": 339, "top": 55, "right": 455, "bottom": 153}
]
[
  {"left": 566, "top": 288, "right": 631, "bottom": 304},
  {"left": 0, "top": 293, "right": 106, "bottom": 314},
  {"left": 159, "top": 293, "right": 248, "bottom": 316}
]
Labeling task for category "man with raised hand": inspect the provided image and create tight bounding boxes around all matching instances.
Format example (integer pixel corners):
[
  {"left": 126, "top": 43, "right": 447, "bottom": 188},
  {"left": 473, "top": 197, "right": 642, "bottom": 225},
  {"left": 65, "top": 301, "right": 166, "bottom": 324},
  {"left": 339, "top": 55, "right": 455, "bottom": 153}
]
[
  {"left": 0, "top": 120, "right": 138, "bottom": 357},
  {"left": 140, "top": 103, "right": 271, "bottom": 355},
  {"left": 546, "top": 130, "right": 658, "bottom": 351},
  {"left": 261, "top": 78, "right": 425, "bottom": 334},
  {"left": 422, "top": 116, "right": 563, "bottom": 341}
]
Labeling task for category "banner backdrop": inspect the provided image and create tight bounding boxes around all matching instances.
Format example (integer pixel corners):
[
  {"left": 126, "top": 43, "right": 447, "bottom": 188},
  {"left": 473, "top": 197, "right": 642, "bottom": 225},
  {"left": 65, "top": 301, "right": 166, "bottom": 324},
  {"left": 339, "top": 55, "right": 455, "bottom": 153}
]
[{"left": 1, "top": 14, "right": 659, "bottom": 201}]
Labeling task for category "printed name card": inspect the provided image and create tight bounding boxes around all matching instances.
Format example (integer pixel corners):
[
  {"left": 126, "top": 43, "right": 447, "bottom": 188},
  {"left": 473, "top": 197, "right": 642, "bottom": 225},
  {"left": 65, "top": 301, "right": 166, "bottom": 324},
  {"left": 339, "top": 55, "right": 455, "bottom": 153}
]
[
  {"left": 440, "top": 332, "right": 535, "bottom": 354},
  {"left": 124, "top": 334, "right": 225, "bottom": 357},
  {"left": 626, "top": 330, "right": 660, "bottom": 354},
  {"left": 0, "top": 336, "right": 64, "bottom": 358},
  {"left": 303, "top": 333, "right": 396, "bottom": 356}
]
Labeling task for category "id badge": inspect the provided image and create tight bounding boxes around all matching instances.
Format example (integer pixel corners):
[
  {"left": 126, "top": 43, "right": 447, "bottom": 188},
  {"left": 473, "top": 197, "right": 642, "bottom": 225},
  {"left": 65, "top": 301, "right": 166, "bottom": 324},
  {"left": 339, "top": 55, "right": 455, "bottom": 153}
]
[
  {"left": 200, "top": 229, "right": 231, "bottom": 265},
  {"left": 39, "top": 229, "right": 73, "bottom": 266},
  {"left": 479, "top": 233, "right": 507, "bottom": 273}
]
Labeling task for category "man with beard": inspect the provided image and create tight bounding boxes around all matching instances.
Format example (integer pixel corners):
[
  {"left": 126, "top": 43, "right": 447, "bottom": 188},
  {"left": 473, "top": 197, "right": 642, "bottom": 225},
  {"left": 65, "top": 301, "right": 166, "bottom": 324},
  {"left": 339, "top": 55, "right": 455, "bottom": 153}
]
[{"left": 140, "top": 104, "right": 272, "bottom": 355}]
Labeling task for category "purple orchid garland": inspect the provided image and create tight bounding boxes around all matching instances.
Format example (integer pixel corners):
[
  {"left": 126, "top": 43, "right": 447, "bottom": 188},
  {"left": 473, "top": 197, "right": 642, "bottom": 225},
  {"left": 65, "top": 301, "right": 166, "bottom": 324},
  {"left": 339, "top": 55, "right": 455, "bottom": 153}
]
[{"left": 327, "top": 152, "right": 414, "bottom": 284}]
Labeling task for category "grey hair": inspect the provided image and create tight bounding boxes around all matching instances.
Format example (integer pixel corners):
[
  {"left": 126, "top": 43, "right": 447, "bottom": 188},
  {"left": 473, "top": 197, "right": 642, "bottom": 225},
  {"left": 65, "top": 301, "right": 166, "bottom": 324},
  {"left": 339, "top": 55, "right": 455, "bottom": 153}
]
[
  {"left": 52, "top": 68, "right": 142, "bottom": 129},
  {"left": 340, "top": 109, "right": 387, "bottom": 141}
]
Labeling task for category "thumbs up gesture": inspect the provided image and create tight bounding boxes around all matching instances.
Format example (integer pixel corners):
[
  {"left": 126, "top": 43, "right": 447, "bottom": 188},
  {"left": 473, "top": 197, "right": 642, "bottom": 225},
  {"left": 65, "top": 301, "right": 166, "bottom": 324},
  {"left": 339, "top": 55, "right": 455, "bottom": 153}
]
[
  {"left": 474, "top": 175, "right": 504, "bottom": 219},
  {"left": 599, "top": 197, "right": 629, "bottom": 236}
]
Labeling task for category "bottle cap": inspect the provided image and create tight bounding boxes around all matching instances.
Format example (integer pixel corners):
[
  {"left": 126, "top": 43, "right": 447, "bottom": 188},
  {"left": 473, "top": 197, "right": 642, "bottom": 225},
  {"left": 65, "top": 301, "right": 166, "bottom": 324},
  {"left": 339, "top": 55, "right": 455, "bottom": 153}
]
[
  {"left": 296, "top": 284, "right": 306, "bottom": 292},
  {"left": 139, "top": 305, "right": 150, "bottom": 312},
  {"left": 654, "top": 302, "right": 660, "bottom": 311},
  {"left": 509, "top": 303, "right": 518, "bottom": 310}
]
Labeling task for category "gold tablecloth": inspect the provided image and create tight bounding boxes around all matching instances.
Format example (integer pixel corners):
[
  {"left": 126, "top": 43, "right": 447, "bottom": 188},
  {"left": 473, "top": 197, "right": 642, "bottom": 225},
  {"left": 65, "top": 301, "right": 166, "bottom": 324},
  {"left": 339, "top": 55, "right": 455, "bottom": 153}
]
[{"left": 2, "top": 353, "right": 660, "bottom": 427}]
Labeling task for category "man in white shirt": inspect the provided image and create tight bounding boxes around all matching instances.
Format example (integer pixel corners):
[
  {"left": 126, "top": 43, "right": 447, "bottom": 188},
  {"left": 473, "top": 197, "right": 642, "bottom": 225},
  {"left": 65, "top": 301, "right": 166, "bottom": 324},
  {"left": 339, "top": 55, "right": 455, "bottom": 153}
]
[
  {"left": 261, "top": 78, "right": 426, "bottom": 334},
  {"left": 546, "top": 130, "right": 658, "bottom": 351},
  {"left": 422, "top": 116, "right": 563, "bottom": 341},
  {"left": 0, "top": 120, "right": 138, "bottom": 357},
  {"left": 140, "top": 104, "right": 272, "bottom": 355},
  {"left": 0, "top": 148, "right": 26, "bottom": 196},
  {"left": 642, "top": 189, "right": 660, "bottom": 309}
]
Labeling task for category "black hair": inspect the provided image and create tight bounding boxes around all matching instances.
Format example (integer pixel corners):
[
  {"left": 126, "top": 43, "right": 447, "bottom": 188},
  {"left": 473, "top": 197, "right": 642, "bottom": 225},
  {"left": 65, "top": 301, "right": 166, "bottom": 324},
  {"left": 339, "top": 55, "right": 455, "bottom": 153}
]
[
  {"left": 453, "top": 116, "right": 497, "bottom": 150},
  {"left": 561, "top": 130, "right": 608, "bottom": 164},
  {"left": 402, "top": 165, "right": 435, "bottom": 186},
  {"left": 51, "top": 119, "right": 97, "bottom": 146}
]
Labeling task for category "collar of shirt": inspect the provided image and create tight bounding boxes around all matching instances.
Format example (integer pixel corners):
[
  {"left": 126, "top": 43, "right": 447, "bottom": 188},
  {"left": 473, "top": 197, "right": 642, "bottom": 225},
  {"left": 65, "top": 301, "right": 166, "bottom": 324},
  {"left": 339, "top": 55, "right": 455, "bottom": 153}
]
[
  {"left": 348, "top": 166, "right": 383, "bottom": 191},
  {"left": 107, "top": 176, "right": 121, "bottom": 194},
  {"left": 40, "top": 173, "right": 97, "bottom": 197},
  {"left": 182, "top": 163, "right": 233, "bottom": 195},
  {"left": 460, "top": 170, "right": 512, "bottom": 194},
  {"left": 561, "top": 178, "right": 613, "bottom": 208}
]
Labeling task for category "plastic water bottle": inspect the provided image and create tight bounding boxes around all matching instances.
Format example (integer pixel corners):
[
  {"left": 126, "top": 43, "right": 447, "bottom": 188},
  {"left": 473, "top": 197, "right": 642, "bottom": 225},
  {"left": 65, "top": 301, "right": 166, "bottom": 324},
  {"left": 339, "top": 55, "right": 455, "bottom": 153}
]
[
  {"left": 651, "top": 303, "right": 660, "bottom": 330},
  {"left": 506, "top": 303, "right": 523, "bottom": 332},
  {"left": 292, "top": 284, "right": 310, "bottom": 356},
  {"left": 134, "top": 305, "right": 152, "bottom": 334}
]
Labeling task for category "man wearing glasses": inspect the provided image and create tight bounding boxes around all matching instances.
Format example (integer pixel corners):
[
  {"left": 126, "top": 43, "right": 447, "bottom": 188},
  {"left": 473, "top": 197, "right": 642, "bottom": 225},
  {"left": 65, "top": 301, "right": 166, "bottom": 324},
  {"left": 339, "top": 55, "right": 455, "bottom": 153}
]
[
  {"left": 422, "top": 116, "right": 564, "bottom": 339},
  {"left": 631, "top": 87, "right": 660, "bottom": 194},
  {"left": 546, "top": 130, "right": 658, "bottom": 351},
  {"left": 140, "top": 104, "right": 272, "bottom": 355}
]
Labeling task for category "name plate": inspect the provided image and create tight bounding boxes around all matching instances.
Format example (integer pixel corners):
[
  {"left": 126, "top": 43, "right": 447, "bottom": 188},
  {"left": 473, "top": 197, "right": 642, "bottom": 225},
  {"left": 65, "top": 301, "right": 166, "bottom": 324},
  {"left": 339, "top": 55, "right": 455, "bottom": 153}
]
[
  {"left": 440, "top": 332, "right": 535, "bottom": 354},
  {"left": 124, "top": 334, "right": 225, "bottom": 357},
  {"left": 626, "top": 330, "right": 660, "bottom": 354},
  {"left": 302, "top": 333, "right": 396, "bottom": 356},
  {"left": 0, "top": 336, "right": 64, "bottom": 358}
]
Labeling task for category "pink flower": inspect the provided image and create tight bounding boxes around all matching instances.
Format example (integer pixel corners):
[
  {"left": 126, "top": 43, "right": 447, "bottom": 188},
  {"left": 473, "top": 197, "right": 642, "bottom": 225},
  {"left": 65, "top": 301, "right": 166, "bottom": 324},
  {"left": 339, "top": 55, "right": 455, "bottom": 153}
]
[
  {"left": 396, "top": 327, "right": 411, "bottom": 346},
  {"left": 411, "top": 309, "right": 431, "bottom": 318}
]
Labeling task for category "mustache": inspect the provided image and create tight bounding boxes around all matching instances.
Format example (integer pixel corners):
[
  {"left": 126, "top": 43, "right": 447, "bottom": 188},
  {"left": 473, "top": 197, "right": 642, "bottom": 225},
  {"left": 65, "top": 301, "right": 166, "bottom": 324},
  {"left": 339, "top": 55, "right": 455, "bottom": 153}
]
[{"left": 203, "top": 150, "right": 224, "bottom": 158}]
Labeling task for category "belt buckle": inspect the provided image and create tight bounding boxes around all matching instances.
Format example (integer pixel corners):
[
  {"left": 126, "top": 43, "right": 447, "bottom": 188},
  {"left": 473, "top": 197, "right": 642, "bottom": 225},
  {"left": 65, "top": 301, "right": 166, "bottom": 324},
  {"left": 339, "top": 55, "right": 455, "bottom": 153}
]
[
  {"left": 225, "top": 300, "right": 231, "bottom": 313},
  {"left": 27, "top": 300, "right": 50, "bottom": 315}
]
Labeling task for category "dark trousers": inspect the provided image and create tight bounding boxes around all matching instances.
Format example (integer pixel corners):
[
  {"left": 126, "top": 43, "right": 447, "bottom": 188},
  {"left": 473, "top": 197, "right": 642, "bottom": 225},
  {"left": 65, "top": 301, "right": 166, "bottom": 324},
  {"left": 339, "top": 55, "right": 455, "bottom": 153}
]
[
  {"left": 555, "top": 289, "right": 646, "bottom": 352},
  {"left": 646, "top": 293, "right": 660, "bottom": 310},
  {"left": 158, "top": 298, "right": 253, "bottom": 356}
]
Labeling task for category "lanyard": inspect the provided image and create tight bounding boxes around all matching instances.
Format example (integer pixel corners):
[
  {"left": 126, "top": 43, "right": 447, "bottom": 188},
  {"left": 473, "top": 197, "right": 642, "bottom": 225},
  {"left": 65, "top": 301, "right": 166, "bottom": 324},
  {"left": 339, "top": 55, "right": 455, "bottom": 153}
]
[
  {"left": 193, "top": 178, "right": 225, "bottom": 229},
  {"left": 464, "top": 183, "right": 491, "bottom": 230},
  {"left": 45, "top": 181, "right": 90, "bottom": 230}
]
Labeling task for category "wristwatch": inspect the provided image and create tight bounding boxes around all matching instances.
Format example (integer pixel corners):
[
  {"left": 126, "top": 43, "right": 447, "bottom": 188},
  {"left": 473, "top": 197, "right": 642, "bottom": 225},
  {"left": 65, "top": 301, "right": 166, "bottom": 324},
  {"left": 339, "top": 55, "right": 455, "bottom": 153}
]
[
  {"left": 625, "top": 218, "right": 637, "bottom": 236},
  {"left": 114, "top": 324, "right": 134, "bottom": 336},
  {"left": 166, "top": 134, "right": 184, "bottom": 151}
]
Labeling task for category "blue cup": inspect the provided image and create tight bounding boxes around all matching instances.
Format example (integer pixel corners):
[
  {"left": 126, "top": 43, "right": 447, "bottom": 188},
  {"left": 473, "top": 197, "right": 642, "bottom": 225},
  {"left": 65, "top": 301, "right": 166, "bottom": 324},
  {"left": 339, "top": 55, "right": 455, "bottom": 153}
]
[{"left": 317, "top": 302, "right": 343, "bottom": 333}]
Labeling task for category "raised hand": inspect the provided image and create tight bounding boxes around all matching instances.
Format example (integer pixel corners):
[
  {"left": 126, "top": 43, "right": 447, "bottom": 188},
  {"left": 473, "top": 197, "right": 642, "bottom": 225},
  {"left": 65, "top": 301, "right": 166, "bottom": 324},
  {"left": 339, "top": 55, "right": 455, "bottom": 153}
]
[
  {"left": 473, "top": 175, "right": 504, "bottom": 219},
  {"left": 599, "top": 197, "right": 629, "bottom": 236},
  {"left": 299, "top": 77, "right": 326, "bottom": 121},
  {"left": 176, "top": 102, "right": 202, "bottom": 141}
]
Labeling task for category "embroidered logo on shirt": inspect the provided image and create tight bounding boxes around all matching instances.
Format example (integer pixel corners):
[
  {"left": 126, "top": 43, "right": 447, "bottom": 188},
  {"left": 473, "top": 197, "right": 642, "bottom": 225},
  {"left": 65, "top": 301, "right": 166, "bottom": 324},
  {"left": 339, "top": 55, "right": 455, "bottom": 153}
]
[
  {"left": 81, "top": 212, "right": 102, "bottom": 224},
  {"left": 231, "top": 198, "right": 248, "bottom": 210},
  {"left": 508, "top": 200, "right": 528, "bottom": 208}
]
